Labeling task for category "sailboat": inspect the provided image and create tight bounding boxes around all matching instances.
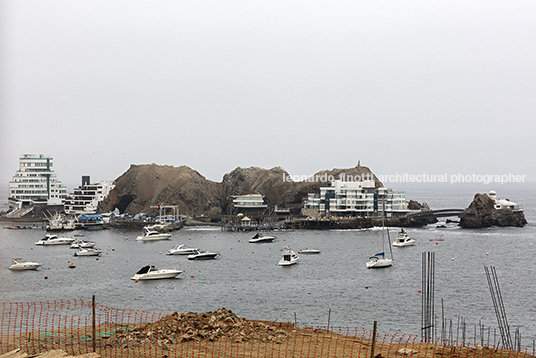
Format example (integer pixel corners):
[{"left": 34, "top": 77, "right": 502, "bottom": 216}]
[{"left": 366, "top": 205, "right": 394, "bottom": 269}]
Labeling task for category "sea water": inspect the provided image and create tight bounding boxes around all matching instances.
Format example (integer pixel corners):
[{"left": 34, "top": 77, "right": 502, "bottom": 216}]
[{"left": 0, "top": 183, "right": 535, "bottom": 348}]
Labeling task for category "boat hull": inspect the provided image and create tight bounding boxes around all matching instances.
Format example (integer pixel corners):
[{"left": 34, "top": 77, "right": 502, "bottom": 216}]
[
  {"left": 135, "top": 234, "right": 172, "bottom": 241},
  {"left": 249, "top": 237, "right": 276, "bottom": 243},
  {"left": 131, "top": 269, "right": 184, "bottom": 280},
  {"left": 366, "top": 258, "right": 393, "bottom": 268},
  {"left": 9, "top": 263, "right": 41, "bottom": 270}
]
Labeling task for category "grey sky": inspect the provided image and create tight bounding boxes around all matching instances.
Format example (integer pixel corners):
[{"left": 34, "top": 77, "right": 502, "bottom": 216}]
[{"left": 1, "top": 1, "right": 535, "bottom": 190}]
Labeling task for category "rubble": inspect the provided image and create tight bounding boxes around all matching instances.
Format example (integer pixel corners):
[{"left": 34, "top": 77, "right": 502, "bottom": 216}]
[{"left": 114, "top": 308, "right": 291, "bottom": 348}]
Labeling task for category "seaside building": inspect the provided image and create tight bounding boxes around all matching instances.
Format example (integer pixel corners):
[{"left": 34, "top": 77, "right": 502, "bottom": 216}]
[
  {"left": 488, "top": 190, "right": 523, "bottom": 212},
  {"left": 63, "top": 176, "right": 114, "bottom": 215},
  {"left": 8, "top": 154, "right": 68, "bottom": 206},
  {"left": 232, "top": 194, "right": 268, "bottom": 213},
  {"left": 304, "top": 179, "right": 409, "bottom": 217}
]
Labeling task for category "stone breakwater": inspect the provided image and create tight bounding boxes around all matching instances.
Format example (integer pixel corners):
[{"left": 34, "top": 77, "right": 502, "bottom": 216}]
[{"left": 114, "top": 308, "right": 291, "bottom": 349}]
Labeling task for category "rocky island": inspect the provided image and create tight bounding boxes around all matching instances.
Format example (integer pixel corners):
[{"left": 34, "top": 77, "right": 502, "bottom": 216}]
[{"left": 460, "top": 192, "right": 527, "bottom": 228}]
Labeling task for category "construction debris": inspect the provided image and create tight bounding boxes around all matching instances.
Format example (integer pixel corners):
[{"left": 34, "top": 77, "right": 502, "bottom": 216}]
[{"left": 114, "top": 308, "right": 291, "bottom": 349}]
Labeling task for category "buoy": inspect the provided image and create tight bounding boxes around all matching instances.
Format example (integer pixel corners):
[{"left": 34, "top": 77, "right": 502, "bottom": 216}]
[
  {"left": 69, "top": 264, "right": 76, "bottom": 268},
  {"left": 44, "top": 276, "right": 48, "bottom": 279},
  {"left": 191, "top": 275, "right": 194, "bottom": 278},
  {"left": 96, "top": 258, "right": 99, "bottom": 260},
  {"left": 418, "top": 290, "right": 421, "bottom": 292},
  {"left": 451, "top": 258, "right": 454, "bottom": 261},
  {"left": 135, "top": 279, "right": 138, "bottom": 282}
]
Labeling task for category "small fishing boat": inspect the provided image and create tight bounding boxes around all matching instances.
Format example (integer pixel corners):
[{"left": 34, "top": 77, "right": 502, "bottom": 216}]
[
  {"left": 249, "top": 232, "right": 276, "bottom": 243},
  {"left": 278, "top": 246, "right": 299, "bottom": 266},
  {"left": 131, "top": 265, "right": 184, "bottom": 280},
  {"left": 9, "top": 258, "right": 42, "bottom": 270},
  {"left": 187, "top": 250, "right": 219, "bottom": 260},
  {"left": 167, "top": 244, "right": 200, "bottom": 255}
]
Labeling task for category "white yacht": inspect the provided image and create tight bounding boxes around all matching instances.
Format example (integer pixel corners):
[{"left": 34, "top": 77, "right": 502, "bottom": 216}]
[
  {"left": 74, "top": 248, "right": 103, "bottom": 256},
  {"left": 187, "top": 250, "right": 219, "bottom": 260},
  {"left": 9, "top": 258, "right": 42, "bottom": 271},
  {"left": 131, "top": 265, "right": 184, "bottom": 280},
  {"left": 249, "top": 232, "right": 276, "bottom": 243},
  {"left": 278, "top": 246, "right": 299, "bottom": 266},
  {"left": 167, "top": 244, "right": 200, "bottom": 255},
  {"left": 70, "top": 240, "right": 96, "bottom": 249},
  {"left": 392, "top": 229, "right": 416, "bottom": 247},
  {"left": 35, "top": 234, "right": 76, "bottom": 246},
  {"left": 366, "top": 252, "right": 393, "bottom": 268},
  {"left": 135, "top": 226, "right": 172, "bottom": 241}
]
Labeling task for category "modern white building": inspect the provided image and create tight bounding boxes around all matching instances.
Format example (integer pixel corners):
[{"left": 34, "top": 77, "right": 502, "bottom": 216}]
[
  {"left": 232, "top": 194, "right": 268, "bottom": 211},
  {"left": 8, "top": 154, "right": 68, "bottom": 206},
  {"left": 304, "top": 179, "right": 409, "bottom": 217},
  {"left": 488, "top": 190, "right": 523, "bottom": 212},
  {"left": 64, "top": 176, "right": 114, "bottom": 215}
]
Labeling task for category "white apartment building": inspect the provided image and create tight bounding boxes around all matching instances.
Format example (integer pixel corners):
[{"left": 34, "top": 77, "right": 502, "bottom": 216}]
[
  {"left": 8, "top": 154, "right": 68, "bottom": 205},
  {"left": 232, "top": 194, "right": 268, "bottom": 211},
  {"left": 304, "top": 179, "right": 409, "bottom": 217},
  {"left": 63, "top": 176, "right": 115, "bottom": 215}
]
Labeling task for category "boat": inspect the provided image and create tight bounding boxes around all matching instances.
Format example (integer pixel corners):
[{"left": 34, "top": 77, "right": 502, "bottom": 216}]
[
  {"left": 167, "top": 244, "right": 200, "bottom": 255},
  {"left": 74, "top": 248, "right": 103, "bottom": 256},
  {"left": 249, "top": 232, "right": 276, "bottom": 243},
  {"left": 366, "top": 210, "right": 394, "bottom": 269},
  {"left": 131, "top": 265, "right": 184, "bottom": 280},
  {"left": 392, "top": 229, "right": 416, "bottom": 247},
  {"left": 9, "top": 258, "right": 42, "bottom": 270},
  {"left": 297, "top": 248, "right": 321, "bottom": 254},
  {"left": 35, "top": 234, "right": 76, "bottom": 245},
  {"left": 187, "top": 250, "right": 219, "bottom": 260},
  {"left": 278, "top": 246, "right": 299, "bottom": 266},
  {"left": 135, "top": 226, "right": 172, "bottom": 241},
  {"left": 70, "top": 239, "right": 96, "bottom": 249}
]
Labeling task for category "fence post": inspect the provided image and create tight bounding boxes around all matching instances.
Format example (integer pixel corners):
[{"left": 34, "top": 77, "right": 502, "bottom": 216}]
[
  {"left": 371, "top": 321, "right": 378, "bottom": 358},
  {"left": 92, "top": 295, "right": 96, "bottom": 352}
]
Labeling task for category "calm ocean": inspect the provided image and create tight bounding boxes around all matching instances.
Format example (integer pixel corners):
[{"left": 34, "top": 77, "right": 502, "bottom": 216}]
[{"left": 1, "top": 183, "right": 535, "bottom": 347}]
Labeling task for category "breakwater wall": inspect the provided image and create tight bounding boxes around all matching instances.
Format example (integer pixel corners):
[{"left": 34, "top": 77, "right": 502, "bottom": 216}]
[{"left": 283, "top": 216, "right": 433, "bottom": 230}]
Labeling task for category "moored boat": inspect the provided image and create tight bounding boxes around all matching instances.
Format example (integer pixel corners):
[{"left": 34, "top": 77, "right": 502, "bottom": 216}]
[
  {"left": 35, "top": 234, "right": 76, "bottom": 245},
  {"left": 187, "top": 250, "right": 219, "bottom": 260},
  {"left": 392, "top": 229, "right": 415, "bottom": 247},
  {"left": 70, "top": 239, "right": 96, "bottom": 249},
  {"left": 131, "top": 265, "right": 184, "bottom": 280},
  {"left": 135, "top": 226, "right": 172, "bottom": 241},
  {"left": 167, "top": 244, "right": 200, "bottom": 255},
  {"left": 249, "top": 232, "right": 276, "bottom": 243},
  {"left": 74, "top": 248, "right": 103, "bottom": 256},
  {"left": 297, "top": 248, "right": 321, "bottom": 254},
  {"left": 278, "top": 246, "right": 299, "bottom": 266},
  {"left": 9, "top": 258, "right": 42, "bottom": 270}
]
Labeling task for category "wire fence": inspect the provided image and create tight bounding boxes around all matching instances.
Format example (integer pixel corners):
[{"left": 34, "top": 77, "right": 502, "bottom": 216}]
[{"left": 1, "top": 298, "right": 534, "bottom": 358}]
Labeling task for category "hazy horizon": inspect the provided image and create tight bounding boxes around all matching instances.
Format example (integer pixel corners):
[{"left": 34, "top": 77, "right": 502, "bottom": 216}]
[{"left": 2, "top": 1, "right": 535, "bottom": 189}]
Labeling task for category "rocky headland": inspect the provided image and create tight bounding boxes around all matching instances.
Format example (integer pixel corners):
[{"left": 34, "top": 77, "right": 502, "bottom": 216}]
[
  {"left": 460, "top": 193, "right": 527, "bottom": 228},
  {"left": 99, "top": 163, "right": 382, "bottom": 217}
]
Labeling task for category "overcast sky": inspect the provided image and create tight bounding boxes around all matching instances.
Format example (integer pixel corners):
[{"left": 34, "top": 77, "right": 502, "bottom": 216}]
[{"left": 1, "top": 1, "right": 535, "bottom": 190}]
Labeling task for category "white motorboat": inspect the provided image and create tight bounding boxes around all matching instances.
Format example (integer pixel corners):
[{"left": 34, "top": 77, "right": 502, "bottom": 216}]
[
  {"left": 167, "top": 244, "right": 200, "bottom": 255},
  {"left": 9, "top": 258, "right": 42, "bottom": 270},
  {"left": 278, "top": 246, "right": 299, "bottom": 266},
  {"left": 298, "top": 248, "right": 321, "bottom": 254},
  {"left": 187, "top": 250, "right": 219, "bottom": 260},
  {"left": 70, "top": 239, "right": 96, "bottom": 249},
  {"left": 135, "top": 226, "right": 172, "bottom": 241},
  {"left": 74, "top": 248, "right": 103, "bottom": 256},
  {"left": 249, "top": 232, "right": 276, "bottom": 243},
  {"left": 35, "top": 234, "right": 76, "bottom": 246},
  {"left": 131, "top": 265, "right": 184, "bottom": 280},
  {"left": 392, "top": 229, "right": 416, "bottom": 247}
]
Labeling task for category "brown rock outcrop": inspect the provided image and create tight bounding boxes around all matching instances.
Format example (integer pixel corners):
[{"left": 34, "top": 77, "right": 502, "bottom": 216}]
[
  {"left": 460, "top": 193, "right": 527, "bottom": 228},
  {"left": 99, "top": 163, "right": 382, "bottom": 216}
]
